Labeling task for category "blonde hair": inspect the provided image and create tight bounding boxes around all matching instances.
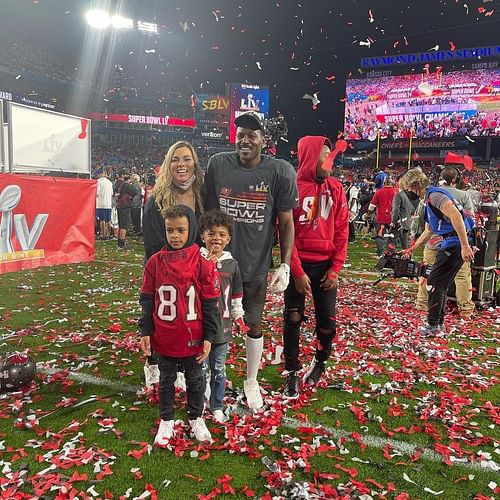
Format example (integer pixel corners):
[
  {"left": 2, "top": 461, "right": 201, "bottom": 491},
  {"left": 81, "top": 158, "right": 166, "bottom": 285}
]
[
  {"left": 400, "top": 167, "right": 429, "bottom": 192},
  {"left": 152, "top": 141, "right": 204, "bottom": 214}
]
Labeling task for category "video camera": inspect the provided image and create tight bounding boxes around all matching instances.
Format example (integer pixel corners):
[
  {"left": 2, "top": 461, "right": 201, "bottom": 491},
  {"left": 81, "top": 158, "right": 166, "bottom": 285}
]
[{"left": 374, "top": 250, "right": 431, "bottom": 285}]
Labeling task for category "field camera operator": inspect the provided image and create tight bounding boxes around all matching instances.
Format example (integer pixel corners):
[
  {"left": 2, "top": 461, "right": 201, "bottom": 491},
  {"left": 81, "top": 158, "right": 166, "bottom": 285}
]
[{"left": 403, "top": 166, "right": 475, "bottom": 335}]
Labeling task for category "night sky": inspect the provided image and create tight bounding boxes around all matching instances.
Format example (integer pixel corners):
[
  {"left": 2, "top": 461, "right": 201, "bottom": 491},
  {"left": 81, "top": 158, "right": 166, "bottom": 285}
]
[{"left": 0, "top": 0, "right": 498, "bottom": 144}]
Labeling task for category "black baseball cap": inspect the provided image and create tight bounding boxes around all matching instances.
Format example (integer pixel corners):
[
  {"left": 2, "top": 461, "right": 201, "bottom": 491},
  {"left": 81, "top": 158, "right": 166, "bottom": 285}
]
[{"left": 234, "top": 111, "right": 265, "bottom": 133}]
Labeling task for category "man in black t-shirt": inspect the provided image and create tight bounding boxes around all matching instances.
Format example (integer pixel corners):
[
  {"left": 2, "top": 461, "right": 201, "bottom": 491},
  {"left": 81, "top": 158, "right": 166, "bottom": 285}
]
[{"left": 204, "top": 112, "right": 298, "bottom": 409}]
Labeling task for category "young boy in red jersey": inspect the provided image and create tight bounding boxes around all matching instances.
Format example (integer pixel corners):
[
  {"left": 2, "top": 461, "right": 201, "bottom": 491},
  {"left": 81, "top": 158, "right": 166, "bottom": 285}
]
[
  {"left": 139, "top": 205, "right": 221, "bottom": 445},
  {"left": 282, "top": 136, "right": 349, "bottom": 399}
]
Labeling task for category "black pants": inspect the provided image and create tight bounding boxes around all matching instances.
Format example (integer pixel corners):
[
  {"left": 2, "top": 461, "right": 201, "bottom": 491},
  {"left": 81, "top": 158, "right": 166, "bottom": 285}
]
[
  {"left": 348, "top": 221, "right": 356, "bottom": 242},
  {"left": 158, "top": 354, "right": 205, "bottom": 421},
  {"left": 283, "top": 260, "right": 337, "bottom": 372},
  {"left": 427, "top": 245, "right": 464, "bottom": 327}
]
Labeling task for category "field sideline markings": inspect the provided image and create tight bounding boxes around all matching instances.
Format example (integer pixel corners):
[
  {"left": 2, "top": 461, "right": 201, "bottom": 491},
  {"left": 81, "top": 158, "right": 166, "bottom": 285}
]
[
  {"left": 40, "top": 367, "right": 139, "bottom": 393},
  {"left": 37, "top": 366, "right": 499, "bottom": 473}
]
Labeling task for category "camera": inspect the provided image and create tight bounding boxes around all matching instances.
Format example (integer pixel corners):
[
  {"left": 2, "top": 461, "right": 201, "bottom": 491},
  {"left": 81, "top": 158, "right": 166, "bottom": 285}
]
[{"left": 375, "top": 250, "right": 431, "bottom": 280}]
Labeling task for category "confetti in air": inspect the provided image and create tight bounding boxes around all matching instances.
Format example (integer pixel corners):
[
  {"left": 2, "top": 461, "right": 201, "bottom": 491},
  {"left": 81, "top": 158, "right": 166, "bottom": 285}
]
[{"left": 302, "top": 92, "right": 320, "bottom": 109}]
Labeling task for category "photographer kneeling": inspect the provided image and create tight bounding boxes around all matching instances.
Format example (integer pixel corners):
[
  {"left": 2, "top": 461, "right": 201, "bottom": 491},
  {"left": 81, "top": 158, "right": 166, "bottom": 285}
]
[{"left": 403, "top": 166, "right": 475, "bottom": 335}]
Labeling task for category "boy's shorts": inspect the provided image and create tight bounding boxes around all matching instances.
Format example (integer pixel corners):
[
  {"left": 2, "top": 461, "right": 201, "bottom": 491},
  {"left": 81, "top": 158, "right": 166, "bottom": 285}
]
[{"left": 96, "top": 208, "right": 112, "bottom": 222}]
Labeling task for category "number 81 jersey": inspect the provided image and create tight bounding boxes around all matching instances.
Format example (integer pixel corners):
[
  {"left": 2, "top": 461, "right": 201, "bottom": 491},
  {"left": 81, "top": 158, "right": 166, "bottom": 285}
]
[{"left": 141, "top": 244, "right": 221, "bottom": 357}]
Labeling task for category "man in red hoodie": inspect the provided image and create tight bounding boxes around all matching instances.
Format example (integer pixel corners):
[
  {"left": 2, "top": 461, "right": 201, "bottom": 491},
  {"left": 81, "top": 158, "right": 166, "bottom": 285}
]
[{"left": 282, "top": 136, "right": 349, "bottom": 399}]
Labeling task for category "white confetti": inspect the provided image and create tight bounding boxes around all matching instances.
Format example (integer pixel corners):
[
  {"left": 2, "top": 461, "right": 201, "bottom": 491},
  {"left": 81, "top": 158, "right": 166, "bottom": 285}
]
[
  {"left": 302, "top": 92, "right": 320, "bottom": 108},
  {"left": 87, "top": 485, "right": 99, "bottom": 497},
  {"left": 424, "top": 488, "right": 444, "bottom": 496},
  {"left": 403, "top": 472, "right": 418, "bottom": 485},
  {"left": 256, "top": 61, "right": 262, "bottom": 70}
]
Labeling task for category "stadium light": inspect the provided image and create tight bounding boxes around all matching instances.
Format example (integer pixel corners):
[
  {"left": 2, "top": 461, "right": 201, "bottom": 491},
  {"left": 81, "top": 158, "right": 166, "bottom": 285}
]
[
  {"left": 111, "top": 15, "right": 133, "bottom": 29},
  {"left": 85, "top": 10, "right": 111, "bottom": 29},
  {"left": 137, "top": 20, "right": 158, "bottom": 34}
]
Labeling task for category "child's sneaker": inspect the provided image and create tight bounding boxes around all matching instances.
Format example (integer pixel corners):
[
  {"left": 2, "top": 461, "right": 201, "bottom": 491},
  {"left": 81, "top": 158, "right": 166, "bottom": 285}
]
[
  {"left": 144, "top": 363, "right": 160, "bottom": 388},
  {"left": 212, "top": 409, "right": 227, "bottom": 423},
  {"left": 174, "top": 371, "right": 186, "bottom": 391},
  {"left": 244, "top": 379, "right": 263, "bottom": 409},
  {"left": 189, "top": 417, "right": 212, "bottom": 442},
  {"left": 154, "top": 420, "right": 175, "bottom": 446},
  {"left": 303, "top": 359, "right": 325, "bottom": 387}
]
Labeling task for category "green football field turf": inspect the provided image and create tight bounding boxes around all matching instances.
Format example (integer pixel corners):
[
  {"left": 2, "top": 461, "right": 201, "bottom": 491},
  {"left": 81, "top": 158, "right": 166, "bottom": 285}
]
[{"left": 0, "top": 236, "right": 498, "bottom": 499}]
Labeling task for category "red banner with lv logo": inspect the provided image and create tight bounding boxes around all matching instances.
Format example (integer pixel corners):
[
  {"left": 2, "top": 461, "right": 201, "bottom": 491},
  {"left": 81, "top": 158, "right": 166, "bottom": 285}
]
[{"left": 0, "top": 174, "right": 96, "bottom": 274}]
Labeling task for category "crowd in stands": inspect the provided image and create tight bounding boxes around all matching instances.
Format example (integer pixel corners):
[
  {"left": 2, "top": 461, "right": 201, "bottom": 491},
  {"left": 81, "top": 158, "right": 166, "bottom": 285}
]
[
  {"left": 347, "top": 69, "right": 498, "bottom": 101},
  {"left": 345, "top": 111, "right": 500, "bottom": 140},
  {"left": 91, "top": 140, "right": 234, "bottom": 180},
  {"left": 0, "top": 40, "right": 194, "bottom": 117},
  {"left": 345, "top": 68, "right": 500, "bottom": 140},
  {"left": 1, "top": 41, "right": 73, "bottom": 83}
]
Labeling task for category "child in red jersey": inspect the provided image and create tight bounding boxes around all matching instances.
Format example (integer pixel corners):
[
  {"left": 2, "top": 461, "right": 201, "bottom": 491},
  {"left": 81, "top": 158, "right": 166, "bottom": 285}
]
[
  {"left": 282, "top": 136, "right": 349, "bottom": 399},
  {"left": 139, "top": 205, "right": 221, "bottom": 445}
]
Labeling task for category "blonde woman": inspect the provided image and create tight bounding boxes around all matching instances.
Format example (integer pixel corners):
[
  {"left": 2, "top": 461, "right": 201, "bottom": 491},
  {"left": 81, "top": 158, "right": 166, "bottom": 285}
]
[
  {"left": 141, "top": 141, "right": 205, "bottom": 389},
  {"left": 143, "top": 141, "right": 204, "bottom": 261}
]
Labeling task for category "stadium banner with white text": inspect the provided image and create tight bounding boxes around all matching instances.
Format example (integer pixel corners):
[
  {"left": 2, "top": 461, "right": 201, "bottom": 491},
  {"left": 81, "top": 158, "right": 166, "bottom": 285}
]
[
  {"left": 360, "top": 45, "right": 500, "bottom": 68},
  {"left": 86, "top": 112, "right": 196, "bottom": 128},
  {"left": 0, "top": 174, "right": 96, "bottom": 274}
]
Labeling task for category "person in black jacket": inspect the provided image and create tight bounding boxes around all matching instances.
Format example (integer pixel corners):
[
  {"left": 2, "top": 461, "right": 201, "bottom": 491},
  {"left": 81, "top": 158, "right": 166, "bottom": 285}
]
[{"left": 142, "top": 141, "right": 204, "bottom": 261}]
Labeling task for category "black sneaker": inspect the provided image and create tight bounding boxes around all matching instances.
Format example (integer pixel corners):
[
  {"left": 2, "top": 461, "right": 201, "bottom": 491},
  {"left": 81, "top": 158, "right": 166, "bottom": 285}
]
[
  {"left": 303, "top": 359, "right": 325, "bottom": 387},
  {"left": 283, "top": 372, "right": 299, "bottom": 399}
]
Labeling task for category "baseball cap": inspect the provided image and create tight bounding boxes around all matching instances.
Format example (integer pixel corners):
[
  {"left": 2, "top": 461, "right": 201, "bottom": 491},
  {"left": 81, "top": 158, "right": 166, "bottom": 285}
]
[{"left": 234, "top": 111, "right": 265, "bottom": 133}]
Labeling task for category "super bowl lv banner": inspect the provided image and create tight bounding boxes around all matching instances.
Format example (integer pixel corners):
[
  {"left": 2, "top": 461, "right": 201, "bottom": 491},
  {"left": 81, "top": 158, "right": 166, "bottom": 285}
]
[{"left": 0, "top": 174, "right": 96, "bottom": 274}]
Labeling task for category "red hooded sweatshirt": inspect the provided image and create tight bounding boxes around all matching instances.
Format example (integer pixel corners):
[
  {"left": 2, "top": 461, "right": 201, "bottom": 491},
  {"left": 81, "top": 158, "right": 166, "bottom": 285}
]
[{"left": 290, "top": 136, "right": 349, "bottom": 279}]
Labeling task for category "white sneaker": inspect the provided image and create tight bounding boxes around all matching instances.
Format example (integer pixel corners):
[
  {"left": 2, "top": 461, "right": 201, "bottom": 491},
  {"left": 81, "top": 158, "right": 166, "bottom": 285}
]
[
  {"left": 189, "top": 417, "right": 212, "bottom": 443},
  {"left": 174, "top": 371, "right": 186, "bottom": 391},
  {"left": 154, "top": 420, "right": 175, "bottom": 446},
  {"left": 212, "top": 409, "right": 226, "bottom": 423},
  {"left": 244, "top": 379, "right": 263, "bottom": 410},
  {"left": 144, "top": 363, "right": 160, "bottom": 388}
]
